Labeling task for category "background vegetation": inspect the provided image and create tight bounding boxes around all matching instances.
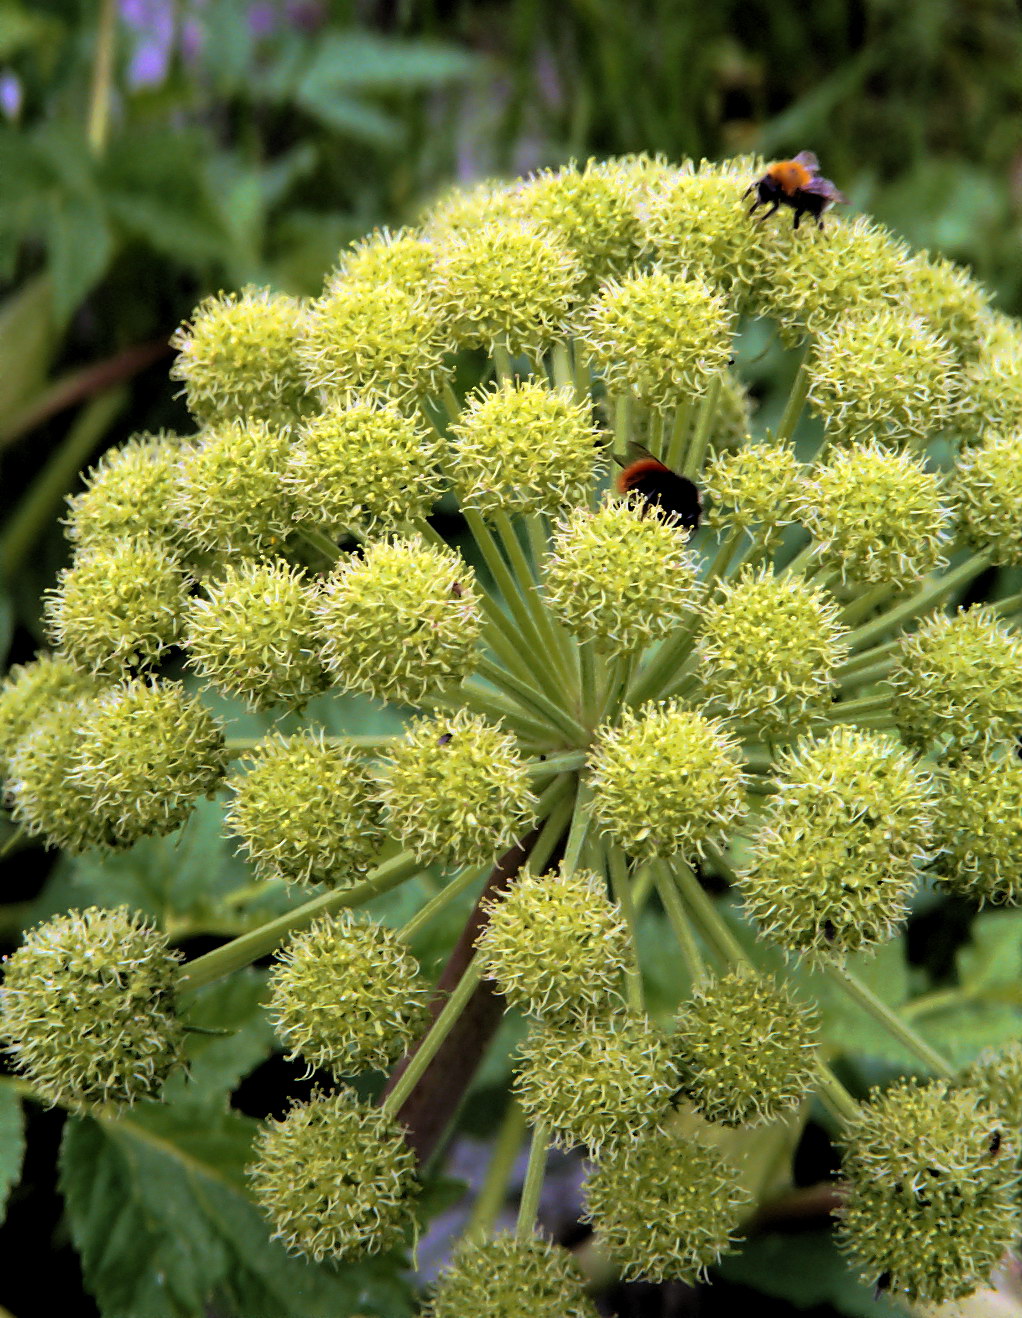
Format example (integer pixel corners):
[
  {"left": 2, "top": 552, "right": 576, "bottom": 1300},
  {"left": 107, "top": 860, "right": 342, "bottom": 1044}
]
[{"left": 2, "top": 2, "right": 1022, "bottom": 1315}]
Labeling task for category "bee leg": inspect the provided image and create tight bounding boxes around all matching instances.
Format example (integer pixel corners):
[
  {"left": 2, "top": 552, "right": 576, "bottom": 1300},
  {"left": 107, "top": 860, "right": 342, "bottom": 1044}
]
[
  {"left": 754, "top": 201, "right": 779, "bottom": 224},
  {"left": 793, "top": 209, "right": 802, "bottom": 231},
  {"left": 741, "top": 183, "right": 755, "bottom": 200}
]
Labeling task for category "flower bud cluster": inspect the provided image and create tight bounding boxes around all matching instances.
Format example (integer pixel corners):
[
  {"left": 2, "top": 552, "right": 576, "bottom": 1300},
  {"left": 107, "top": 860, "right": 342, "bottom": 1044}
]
[{"left": 425, "top": 1233, "right": 598, "bottom": 1318}]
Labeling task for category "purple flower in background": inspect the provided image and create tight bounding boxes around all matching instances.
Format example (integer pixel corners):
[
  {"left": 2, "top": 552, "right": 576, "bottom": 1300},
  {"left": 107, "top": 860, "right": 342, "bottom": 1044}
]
[
  {"left": 120, "top": 0, "right": 175, "bottom": 87},
  {"left": 0, "top": 72, "right": 22, "bottom": 120}
]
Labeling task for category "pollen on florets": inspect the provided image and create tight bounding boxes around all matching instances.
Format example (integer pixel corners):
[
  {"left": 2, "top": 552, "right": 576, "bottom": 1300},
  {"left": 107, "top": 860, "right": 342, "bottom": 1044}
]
[
  {"left": 807, "top": 309, "right": 958, "bottom": 448},
  {"left": 268, "top": 912, "right": 430, "bottom": 1075},
  {"left": 702, "top": 441, "right": 805, "bottom": 542},
  {"left": 641, "top": 157, "right": 773, "bottom": 312},
  {"left": 954, "top": 430, "right": 1022, "bottom": 564},
  {"left": 4, "top": 701, "right": 112, "bottom": 853},
  {"left": 837, "top": 1079, "right": 1021, "bottom": 1305},
  {"left": 513, "top": 1010, "right": 675, "bottom": 1154},
  {"left": 299, "top": 281, "right": 447, "bottom": 404},
  {"left": 511, "top": 157, "right": 648, "bottom": 289},
  {"left": 475, "top": 865, "right": 630, "bottom": 1021},
  {"left": 430, "top": 216, "right": 583, "bottom": 358},
  {"left": 224, "top": 731, "right": 385, "bottom": 889},
  {"left": 74, "top": 679, "right": 228, "bottom": 847},
  {"left": 184, "top": 560, "right": 327, "bottom": 711},
  {"left": 695, "top": 569, "right": 849, "bottom": 738},
  {"left": 0, "top": 906, "right": 184, "bottom": 1109},
  {"left": 739, "top": 727, "right": 934, "bottom": 957},
  {"left": 379, "top": 709, "right": 536, "bottom": 871},
  {"left": 325, "top": 227, "right": 436, "bottom": 296},
  {"left": 588, "top": 701, "right": 747, "bottom": 862},
  {"left": 888, "top": 606, "right": 1022, "bottom": 754},
  {"left": 448, "top": 379, "right": 603, "bottom": 519},
  {"left": 748, "top": 215, "right": 912, "bottom": 346},
  {"left": 65, "top": 431, "right": 191, "bottom": 552},
  {"left": 249, "top": 1087, "right": 418, "bottom": 1262},
  {"left": 800, "top": 441, "right": 951, "bottom": 584},
  {"left": 0, "top": 656, "right": 97, "bottom": 772},
  {"left": 903, "top": 251, "right": 990, "bottom": 361},
  {"left": 171, "top": 418, "right": 294, "bottom": 559},
  {"left": 671, "top": 967, "right": 819, "bottom": 1128},
  {"left": 583, "top": 1128, "right": 752, "bottom": 1283},
  {"left": 44, "top": 539, "right": 190, "bottom": 677},
  {"left": 544, "top": 499, "right": 700, "bottom": 657},
  {"left": 424, "top": 1232, "right": 599, "bottom": 1318},
  {"left": 170, "top": 286, "right": 312, "bottom": 428},
  {"left": 929, "top": 752, "right": 1022, "bottom": 905},
  {"left": 579, "top": 269, "right": 734, "bottom": 412},
  {"left": 284, "top": 395, "right": 444, "bottom": 535},
  {"left": 314, "top": 535, "right": 482, "bottom": 705}
]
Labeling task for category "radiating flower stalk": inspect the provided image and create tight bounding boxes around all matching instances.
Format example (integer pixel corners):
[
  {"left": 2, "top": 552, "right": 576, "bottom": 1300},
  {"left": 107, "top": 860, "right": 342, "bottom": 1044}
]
[{"left": 3, "top": 153, "right": 1022, "bottom": 1309}]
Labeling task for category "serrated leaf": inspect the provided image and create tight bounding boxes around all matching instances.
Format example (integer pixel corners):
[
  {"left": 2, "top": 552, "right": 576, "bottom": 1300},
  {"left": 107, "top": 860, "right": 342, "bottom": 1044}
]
[
  {"left": 59, "top": 1109, "right": 414, "bottom": 1318},
  {"left": 0, "top": 1079, "right": 26, "bottom": 1224},
  {"left": 956, "top": 909, "right": 1022, "bottom": 994}
]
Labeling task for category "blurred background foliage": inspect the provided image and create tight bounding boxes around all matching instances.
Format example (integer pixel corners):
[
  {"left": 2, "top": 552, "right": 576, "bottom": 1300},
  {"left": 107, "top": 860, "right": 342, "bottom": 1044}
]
[
  {"left": 2, "top": 3, "right": 1022, "bottom": 1315},
  {"left": 2, "top": 0, "right": 1022, "bottom": 643}
]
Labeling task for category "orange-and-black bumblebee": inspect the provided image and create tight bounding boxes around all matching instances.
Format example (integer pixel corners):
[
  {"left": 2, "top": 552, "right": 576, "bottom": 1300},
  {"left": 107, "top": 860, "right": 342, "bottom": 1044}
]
[
  {"left": 614, "top": 448, "right": 701, "bottom": 532},
  {"left": 743, "top": 152, "right": 846, "bottom": 231}
]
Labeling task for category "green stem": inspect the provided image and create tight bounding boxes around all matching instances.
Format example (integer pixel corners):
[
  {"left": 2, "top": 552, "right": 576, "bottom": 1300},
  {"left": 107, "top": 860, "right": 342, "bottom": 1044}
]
[
  {"left": 492, "top": 343, "right": 514, "bottom": 383},
  {"left": 777, "top": 543, "right": 817, "bottom": 579},
  {"left": 425, "top": 686, "right": 557, "bottom": 747},
  {"left": 665, "top": 400, "right": 693, "bottom": 472},
  {"left": 515, "top": 1120, "right": 549, "bottom": 1241},
  {"left": 399, "top": 865, "right": 489, "bottom": 942},
  {"left": 176, "top": 851, "right": 422, "bottom": 993},
  {"left": 835, "top": 637, "right": 901, "bottom": 680},
  {"left": 845, "top": 551, "right": 992, "bottom": 653},
  {"left": 838, "top": 581, "right": 896, "bottom": 628},
  {"left": 702, "top": 526, "right": 746, "bottom": 588},
  {"left": 491, "top": 509, "right": 576, "bottom": 691},
  {"left": 654, "top": 860, "right": 705, "bottom": 987},
  {"left": 818, "top": 691, "right": 893, "bottom": 724},
  {"left": 607, "top": 843, "right": 644, "bottom": 1011},
  {"left": 295, "top": 525, "right": 341, "bottom": 564},
  {"left": 476, "top": 656, "right": 587, "bottom": 744},
  {"left": 382, "top": 958, "right": 484, "bottom": 1118},
  {"left": 612, "top": 393, "right": 633, "bottom": 459},
  {"left": 683, "top": 375, "right": 723, "bottom": 480},
  {"left": 814, "top": 1061, "right": 861, "bottom": 1124},
  {"left": 672, "top": 860, "right": 748, "bottom": 965},
  {"left": 625, "top": 612, "right": 701, "bottom": 708},
  {"left": 562, "top": 778, "right": 592, "bottom": 874},
  {"left": 528, "top": 750, "right": 587, "bottom": 778},
  {"left": 463, "top": 508, "right": 570, "bottom": 701},
  {"left": 525, "top": 783, "right": 577, "bottom": 874},
  {"left": 224, "top": 735, "right": 395, "bottom": 755},
  {"left": 821, "top": 962, "right": 956, "bottom": 1079},
  {"left": 465, "top": 1100, "right": 528, "bottom": 1241},
  {"left": 837, "top": 657, "right": 895, "bottom": 693},
  {"left": 87, "top": 0, "right": 117, "bottom": 153},
  {"left": 774, "top": 349, "right": 812, "bottom": 446}
]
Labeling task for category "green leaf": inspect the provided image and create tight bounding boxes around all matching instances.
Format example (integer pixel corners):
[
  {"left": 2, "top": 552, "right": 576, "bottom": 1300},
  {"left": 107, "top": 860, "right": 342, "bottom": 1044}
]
[
  {"left": 292, "top": 91, "right": 401, "bottom": 148},
  {"left": 811, "top": 943, "right": 916, "bottom": 1067},
  {"left": 0, "top": 274, "right": 55, "bottom": 429},
  {"left": 0, "top": 1079, "right": 26, "bottom": 1224},
  {"left": 44, "top": 192, "right": 114, "bottom": 326},
  {"left": 59, "top": 1109, "right": 415, "bottom": 1318},
  {"left": 956, "top": 909, "right": 1022, "bottom": 994},
  {"left": 715, "top": 1228, "right": 902, "bottom": 1316},
  {"left": 920, "top": 1003, "right": 1022, "bottom": 1068},
  {"left": 302, "top": 33, "right": 476, "bottom": 95},
  {"left": 164, "top": 969, "right": 275, "bottom": 1109}
]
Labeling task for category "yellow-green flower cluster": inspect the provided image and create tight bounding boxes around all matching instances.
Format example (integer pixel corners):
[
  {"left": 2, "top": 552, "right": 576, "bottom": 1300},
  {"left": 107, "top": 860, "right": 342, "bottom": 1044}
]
[
  {"left": 588, "top": 702, "right": 746, "bottom": 861},
  {"left": 0, "top": 906, "right": 184, "bottom": 1108},
  {"left": 249, "top": 1088, "right": 418, "bottom": 1262},
  {"left": 545, "top": 500, "right": 700, "bottom": 656},
  {"left": 425, "top": 1233, "right": 598, "bottom": 1318},
  {"left": 225, "top": 731, "right": 384, "bottom": 888},
  {"left": 380, "top": 710, "right": 537, "bottom": 871},
  {"left": 838, "top": 1080, "right": 1021, "bottom": 1304}
]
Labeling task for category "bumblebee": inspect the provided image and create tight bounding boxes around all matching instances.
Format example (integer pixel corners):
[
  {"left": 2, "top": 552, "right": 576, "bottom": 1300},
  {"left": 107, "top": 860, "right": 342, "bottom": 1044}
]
[
  {"left": 744, "top": 152, "right": 846, "bottom": 230},
  {"left": 614, "top": 447, "right": 701, "bottom": 532}
]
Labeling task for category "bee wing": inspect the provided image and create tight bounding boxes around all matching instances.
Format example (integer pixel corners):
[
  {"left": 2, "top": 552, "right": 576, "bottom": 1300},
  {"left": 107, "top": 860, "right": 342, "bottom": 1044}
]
[
  {"left": 801, "top": 175, "right": 846, "bottom": 204},
  {"left": 792, "top": 150, "right": 820, "bottom": 173}
]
